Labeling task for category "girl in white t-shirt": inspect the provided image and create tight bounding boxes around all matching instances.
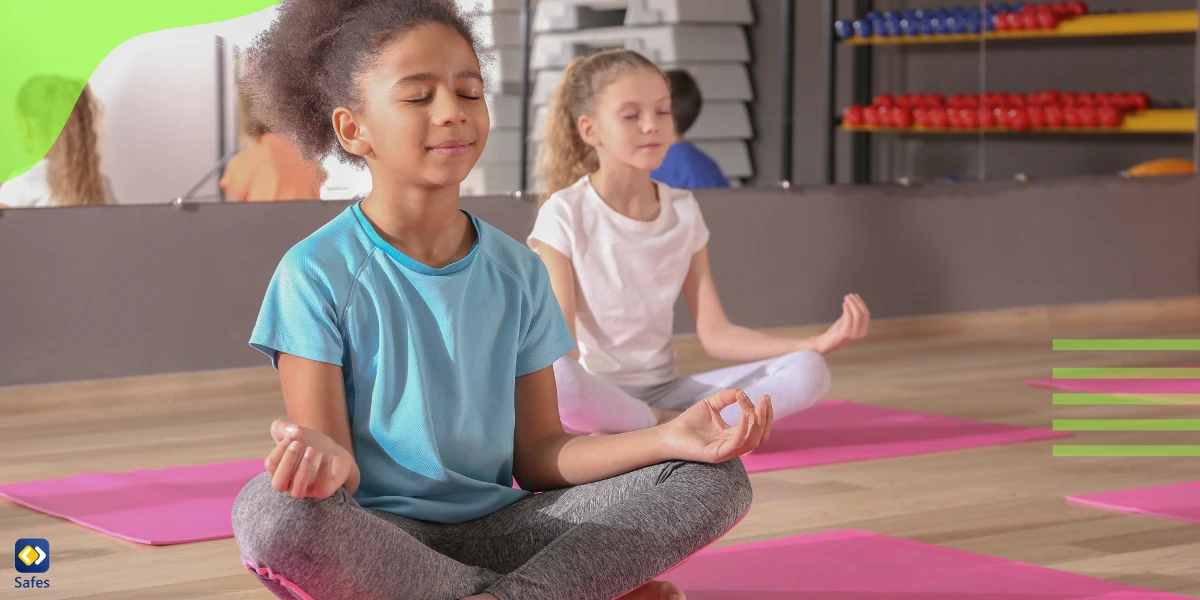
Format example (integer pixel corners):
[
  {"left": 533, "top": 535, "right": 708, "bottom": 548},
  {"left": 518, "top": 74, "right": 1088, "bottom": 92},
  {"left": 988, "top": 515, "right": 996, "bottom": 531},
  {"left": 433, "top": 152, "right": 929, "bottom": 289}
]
[
  {"left": 0, "top": 76, "right": 115, "bottom": 208},
  {"left": 528, "top": 49, "right": 871, "bottom": 434}
]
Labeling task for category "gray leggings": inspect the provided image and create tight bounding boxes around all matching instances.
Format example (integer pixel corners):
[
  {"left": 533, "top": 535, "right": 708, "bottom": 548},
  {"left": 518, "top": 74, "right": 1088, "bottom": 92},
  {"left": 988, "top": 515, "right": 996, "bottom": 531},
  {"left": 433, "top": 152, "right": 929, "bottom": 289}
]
[{"left": 232, "top": 458, "right": 752, "bottom": 600}]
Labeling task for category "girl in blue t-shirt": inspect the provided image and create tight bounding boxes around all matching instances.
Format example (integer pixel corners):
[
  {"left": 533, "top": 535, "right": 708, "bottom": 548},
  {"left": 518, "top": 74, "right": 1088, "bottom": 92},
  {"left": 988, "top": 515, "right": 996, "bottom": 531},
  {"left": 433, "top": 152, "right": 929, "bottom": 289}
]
[{"left": 231, "top": 2, "right": 771, "bottom": 600}]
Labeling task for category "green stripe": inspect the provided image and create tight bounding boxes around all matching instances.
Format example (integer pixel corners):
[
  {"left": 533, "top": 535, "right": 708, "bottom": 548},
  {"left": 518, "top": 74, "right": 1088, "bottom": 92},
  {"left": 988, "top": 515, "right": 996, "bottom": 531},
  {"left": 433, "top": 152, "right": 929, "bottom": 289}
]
[
  {"left": 1052, "top": 368, "right": 1200, "bottom": 379},
  {"left": 1053, "top": 393, "right": 1200, "bottom": 405},
  {"left": 1054, "top": 445, "right": 1200, "bottom": 457},
  {"left": 1054, "top": 419, "right": 1200, "bottom": 431},
  {"left": 1053, "top": 339, "right": 1200, "bottom": 351}
]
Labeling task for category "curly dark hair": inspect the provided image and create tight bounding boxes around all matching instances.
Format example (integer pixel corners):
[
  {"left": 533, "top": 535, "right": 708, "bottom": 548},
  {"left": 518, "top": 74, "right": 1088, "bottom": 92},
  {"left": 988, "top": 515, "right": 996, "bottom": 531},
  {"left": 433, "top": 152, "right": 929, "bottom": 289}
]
[{"left": 241, "top": 0, "right": 482, "bottom": 167}]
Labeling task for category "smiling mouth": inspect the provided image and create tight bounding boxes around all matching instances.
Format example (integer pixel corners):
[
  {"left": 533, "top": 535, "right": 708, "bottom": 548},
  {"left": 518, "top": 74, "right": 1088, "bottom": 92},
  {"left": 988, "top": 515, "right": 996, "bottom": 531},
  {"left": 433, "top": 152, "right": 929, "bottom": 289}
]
[{"left": 427, "top": 142, "right": 474, "bottom": 157}]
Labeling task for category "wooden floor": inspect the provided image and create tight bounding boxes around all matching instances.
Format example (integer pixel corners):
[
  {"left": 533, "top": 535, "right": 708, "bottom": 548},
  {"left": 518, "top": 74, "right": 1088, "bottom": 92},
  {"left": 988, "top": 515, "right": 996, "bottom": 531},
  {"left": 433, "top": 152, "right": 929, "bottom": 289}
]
[{"left": 3, "top": 318, "right": 1200, "bottom": 599}]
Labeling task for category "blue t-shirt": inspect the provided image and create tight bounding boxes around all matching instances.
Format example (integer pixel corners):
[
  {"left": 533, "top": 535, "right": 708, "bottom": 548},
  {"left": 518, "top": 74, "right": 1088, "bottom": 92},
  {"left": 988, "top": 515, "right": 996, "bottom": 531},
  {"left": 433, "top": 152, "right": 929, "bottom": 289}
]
[
  {"left": 249, "top": 203, "right": 576, "bottom": 523},
  {"left": 650, "top": 141, "right": 730, "bottom": 189}
]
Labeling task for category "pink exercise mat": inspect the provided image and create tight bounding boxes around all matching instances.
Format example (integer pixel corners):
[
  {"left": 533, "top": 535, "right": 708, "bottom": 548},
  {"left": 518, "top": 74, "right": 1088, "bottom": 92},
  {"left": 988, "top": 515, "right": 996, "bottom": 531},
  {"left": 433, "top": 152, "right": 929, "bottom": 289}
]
[
  {"left": 668, "top": 529, "right": 1191, "bottom": 599},
  {"left": 1068, "top": 480, "right": 1200, "bottom": 525},
  {"left": 737, "top": 400, "right": 1068, "bottom": 474},
  {"left": 0, "top": 459, "right": 264, "bottom": 545},
  {"left": 1027, "top": 378, "right": 1200, "bottom": 394}
]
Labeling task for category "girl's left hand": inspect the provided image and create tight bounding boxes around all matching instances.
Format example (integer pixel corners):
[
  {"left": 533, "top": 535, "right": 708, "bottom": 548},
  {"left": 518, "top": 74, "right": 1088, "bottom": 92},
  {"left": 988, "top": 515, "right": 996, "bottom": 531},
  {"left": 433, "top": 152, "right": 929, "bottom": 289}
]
[
  {"left": 813, "top": 293, "right": 870, "bottom": 354},
  {"left": 660, "top": 389, "right": 773, "bottom": 463}
]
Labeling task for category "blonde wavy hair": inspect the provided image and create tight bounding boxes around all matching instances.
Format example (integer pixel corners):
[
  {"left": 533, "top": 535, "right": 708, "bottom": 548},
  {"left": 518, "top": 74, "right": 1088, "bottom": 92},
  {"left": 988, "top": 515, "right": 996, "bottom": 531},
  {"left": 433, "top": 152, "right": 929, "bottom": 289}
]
[
  {"left": 17, "top": 75, "right": 107, "bottom": 207},
  {"left": 536, "top": 49, "right": 665, "bottom": 206}
]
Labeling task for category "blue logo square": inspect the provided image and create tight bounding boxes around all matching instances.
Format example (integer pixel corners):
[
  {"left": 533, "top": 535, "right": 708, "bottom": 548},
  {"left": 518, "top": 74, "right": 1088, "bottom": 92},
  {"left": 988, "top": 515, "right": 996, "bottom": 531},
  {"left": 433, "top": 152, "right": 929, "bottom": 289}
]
[{"left": 15, "top": 539, "right": 49, "bottom": 573}]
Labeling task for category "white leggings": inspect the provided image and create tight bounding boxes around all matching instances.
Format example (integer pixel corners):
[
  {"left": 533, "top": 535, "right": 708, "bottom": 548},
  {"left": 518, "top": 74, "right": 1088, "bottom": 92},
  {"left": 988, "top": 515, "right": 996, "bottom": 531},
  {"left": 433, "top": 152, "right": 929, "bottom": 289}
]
[{"left": 553, "top": 350, "right": 832, "bottom": 434}]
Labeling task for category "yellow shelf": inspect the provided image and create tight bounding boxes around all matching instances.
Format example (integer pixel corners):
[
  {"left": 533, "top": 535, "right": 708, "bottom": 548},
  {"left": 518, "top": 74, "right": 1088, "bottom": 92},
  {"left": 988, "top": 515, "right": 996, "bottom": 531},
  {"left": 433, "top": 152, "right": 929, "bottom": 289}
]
[
  {"left": 843, "top": 10, "right": 1198, "bottom": 45},
  {"left": 842, "top": 109, "right": 1196, "bottom": 134}
]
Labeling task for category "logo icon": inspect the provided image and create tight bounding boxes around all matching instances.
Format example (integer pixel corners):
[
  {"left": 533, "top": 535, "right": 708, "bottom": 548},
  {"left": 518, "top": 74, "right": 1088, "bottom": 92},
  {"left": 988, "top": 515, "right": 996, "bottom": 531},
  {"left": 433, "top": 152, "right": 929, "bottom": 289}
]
[{"left": 15, "top": 539, "right": 49, "bottom": 573}]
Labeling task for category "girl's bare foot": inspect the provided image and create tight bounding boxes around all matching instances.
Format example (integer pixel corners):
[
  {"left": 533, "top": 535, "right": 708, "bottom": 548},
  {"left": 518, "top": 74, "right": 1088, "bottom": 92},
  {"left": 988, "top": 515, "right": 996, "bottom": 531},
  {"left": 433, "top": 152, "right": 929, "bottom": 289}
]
[
  {"left": 619, "top": 580, "right": 685, "bottom": 600},
  {"left": 651, "top": 407, "right": 684, "bottom": 426}
]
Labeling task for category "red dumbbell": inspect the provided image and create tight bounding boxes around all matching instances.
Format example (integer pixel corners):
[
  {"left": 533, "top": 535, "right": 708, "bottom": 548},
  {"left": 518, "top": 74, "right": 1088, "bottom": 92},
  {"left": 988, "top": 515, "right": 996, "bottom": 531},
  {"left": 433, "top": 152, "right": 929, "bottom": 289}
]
[
  {"left": 1063, "top": 107, "right": 1081, "bottom": 128},
  {"left": 946, "top": 108, "right": 963, "bottom": 129},
  {"left": 895, "top": 94, "right": 913, "bottom": 109},
  {"left": 1077, "top": 106, "right": 1097, "bottom": 128},
  {"left": 843, "top": 105, "right": 865, "bottom": 127},
  {"left": 1037, "top": 10, "right": 1059, "bottom": 29},
  {"left": 977, "top": 108, "right": 996, "bottom": 129},
  {"left": 1007, "top": 108, "right": 1030, "bottom": 131},
  {"left": 1021, "top": 12, "right": 1039, "bottom": 29},
  {"left": 1060, "top": 92, "right": 1077, "bottom": 107},
  {"left": 1076, "top": 92, "right": 1096, "bottom": 108},
  {"left": 1094, "top": 92, "right": 1115, "bottom": 107},
  {"left": 1041, "top": 89, "right": 1061, "bottom": 106},
  {"left": 1065, "top": 1, "right": 1088, "bottom": 17},
  {"left": 958, "top": 108, "right": 979, "bottom": 129},
  {"left": 1131, "top": 91, "right": 1150, "bottom": 111},
  {"left": 1043, "top": 105, "right": 1065, "bottom": 128},
  {"left": 1097, "top": 105, "right": 1122, "bottom": 129},
  {"left": 874, "top": 93, "right": 895, "bottom": 108},
  {"left": 1050, "top": 3, "right": 1071, "bottom": 18},
  {"left": 1008, "top": 93, "right": 1027, "bottom": 107},
  {"left": 876, "top": 105, "right": 894, "bottom": 127},
  {"left": 863, "top": 106, "right": 881, "bottom": 126},
  {"left": 928, "top": 93, "right": 946, "bottom": 108},
  {"left": 929, "top": 109, "right": 949, "bottom": 130},
  {"left": 1005, "top": 12, "right": 1025, "bottom": 30},
  {"left": 1026, "top": 106, "right": 1047, "bottom": 129},
  {"left": 893, "top": 108, "right": 914, "bottom": 129},
  {"left": 992, "top": 14, "right": 1010, "bottom": 31}
]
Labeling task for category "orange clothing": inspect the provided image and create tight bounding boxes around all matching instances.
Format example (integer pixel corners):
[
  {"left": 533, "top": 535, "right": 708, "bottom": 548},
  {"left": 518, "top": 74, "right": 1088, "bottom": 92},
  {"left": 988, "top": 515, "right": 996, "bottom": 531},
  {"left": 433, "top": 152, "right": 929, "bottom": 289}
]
[{"left": 219, "top": 133, "right": 325, "bottom": 202}]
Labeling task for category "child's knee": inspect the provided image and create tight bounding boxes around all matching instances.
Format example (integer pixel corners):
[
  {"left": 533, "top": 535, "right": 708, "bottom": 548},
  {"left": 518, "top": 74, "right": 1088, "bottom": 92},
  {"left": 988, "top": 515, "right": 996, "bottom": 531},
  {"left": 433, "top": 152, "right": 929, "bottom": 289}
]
[
  {"left": 782, "top": 349, "right": 833, "bottom": 397},
  {"left": 688, "top": 459, "right": 753, "bottom": 531},
  {"left": 232, "top": 472, "right": 337, "bottom": 566}
]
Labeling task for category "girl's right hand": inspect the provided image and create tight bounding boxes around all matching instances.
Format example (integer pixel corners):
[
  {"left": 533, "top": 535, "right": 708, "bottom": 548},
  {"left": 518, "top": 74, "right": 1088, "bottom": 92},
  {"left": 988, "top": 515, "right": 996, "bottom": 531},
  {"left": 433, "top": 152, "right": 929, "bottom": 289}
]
[{"left": 265, "top": 420, "right": 353, "bottom": 499}]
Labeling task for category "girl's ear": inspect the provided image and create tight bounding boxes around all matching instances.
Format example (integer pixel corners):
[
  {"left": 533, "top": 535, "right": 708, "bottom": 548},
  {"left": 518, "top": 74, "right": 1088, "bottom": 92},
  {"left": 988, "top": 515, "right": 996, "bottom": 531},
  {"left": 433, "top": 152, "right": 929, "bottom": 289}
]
[
  {"left": 332, "top": 107, "right": 374, "bottom": 158},
  {"left": 577, "top": 114, "right": 601, "bottom": 148}
]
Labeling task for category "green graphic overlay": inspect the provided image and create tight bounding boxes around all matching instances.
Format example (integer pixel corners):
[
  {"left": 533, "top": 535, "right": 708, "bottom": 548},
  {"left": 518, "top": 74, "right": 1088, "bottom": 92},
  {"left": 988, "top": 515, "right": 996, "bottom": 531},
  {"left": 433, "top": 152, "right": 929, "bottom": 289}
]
[
  {"left": 1054, "top": 419, "right": 1200, "bottom": 431},
  {"left": 1053, "top": 393, "right": 1200, "bottom": 406},
  {"left": 1054, "top": 339, "right": 1200, "bottom": 351},
  {"left": 1051, "top": 339, "right": 1200, "bottom": 457},
  {"left": 1053, "top": 446, "right": 1200, "bottom": 457},
  {"left": 1052, "top": 367, "right": 1200, "bottom": 379},
  {"left": 1, "top": 0, "right": 279, "bottom": 183}
]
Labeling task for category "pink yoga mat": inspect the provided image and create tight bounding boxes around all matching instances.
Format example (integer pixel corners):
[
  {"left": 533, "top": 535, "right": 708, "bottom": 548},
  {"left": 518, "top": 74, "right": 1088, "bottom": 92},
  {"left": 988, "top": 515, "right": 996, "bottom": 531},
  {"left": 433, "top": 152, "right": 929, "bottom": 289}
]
[
  {"left": 0, "top": 459, "right": 264, "bottom": 545},
  {"left": 737, "top": 400, "right": 1068, "bottom": 473},
  {"left": 1027, "top": 378, "right": 1200, "bottom": 394},
  {"left": 1068, "top": 480, "right": 1200, "bottom": 525},
  {"left": 668, "top": 529, "right": 1190, "bottom": 598}
]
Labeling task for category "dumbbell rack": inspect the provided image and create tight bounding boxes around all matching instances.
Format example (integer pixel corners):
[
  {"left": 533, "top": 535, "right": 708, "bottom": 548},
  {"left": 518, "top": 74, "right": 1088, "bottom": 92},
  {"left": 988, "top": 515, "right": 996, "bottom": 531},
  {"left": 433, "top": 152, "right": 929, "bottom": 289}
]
[{"left": 825, "top": 1, "right": 1200, "bottom": 185}]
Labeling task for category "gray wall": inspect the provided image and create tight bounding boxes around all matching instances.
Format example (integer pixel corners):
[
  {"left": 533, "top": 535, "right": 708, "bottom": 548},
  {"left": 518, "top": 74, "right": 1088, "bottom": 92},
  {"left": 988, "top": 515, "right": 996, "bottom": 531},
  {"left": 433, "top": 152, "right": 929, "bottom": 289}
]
[
  {"left": 1, "top": 175, "right": 1197, "bottom": 387},
  {"left": 749, "top": 0, "right": 1197, "bottom": 186}
]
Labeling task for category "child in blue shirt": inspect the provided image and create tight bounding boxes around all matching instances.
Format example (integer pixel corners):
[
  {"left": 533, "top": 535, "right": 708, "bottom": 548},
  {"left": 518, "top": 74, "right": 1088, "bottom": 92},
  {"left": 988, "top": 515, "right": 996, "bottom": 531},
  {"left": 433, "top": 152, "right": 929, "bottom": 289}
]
[
  {"left": 650, "top": 69, "right": 731, "bottom": 189},
  {"left": 229, "top": 2, "right": 771, "bottom": 600}
]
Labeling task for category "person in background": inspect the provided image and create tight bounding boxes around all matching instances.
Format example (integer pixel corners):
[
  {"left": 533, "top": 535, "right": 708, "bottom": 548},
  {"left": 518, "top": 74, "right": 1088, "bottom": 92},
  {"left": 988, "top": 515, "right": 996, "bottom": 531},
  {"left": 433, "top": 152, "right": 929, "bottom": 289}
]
[
  {"left": 0, "top": 75, "right": 116, "bottom": 208},
  {"left": 649, "top": 69, "right": 730, "bottom": 190},
  {"left": 219, "top": 91, "right": 326, "bottom": 202}
]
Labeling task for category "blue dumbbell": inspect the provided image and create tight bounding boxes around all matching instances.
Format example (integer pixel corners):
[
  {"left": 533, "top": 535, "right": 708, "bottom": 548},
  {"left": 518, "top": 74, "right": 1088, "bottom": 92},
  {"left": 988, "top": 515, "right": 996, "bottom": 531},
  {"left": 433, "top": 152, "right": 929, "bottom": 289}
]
[
  {"left": 983, "top": 16, "right": 996, "bottom": 31},
  {"left": 918, "top": 18, "right": 936, "bottom": 35},
  {"left": 1010, "top": 2, "right": 1024, "bottom": 11},
  {"left": 965, "top": 7, "right": 981, "bottom": 19},
  {"left": 995, "top": 3, "right": 1011, "bottom": 13},
  {"left": 913, "top": 9, "right": 928, "bottom": 21},
  {"left": 932, "top": 8, "right": 948, "bottom": 20},
  {"left": 883, "top": 10, "right": 901, "bottom": 21},
  {"left": 866, "top": 11, "right": 882, "bottom": 20},
  {"left": 946, "top": 16, "right": 967, "bottom": 34},
  {"left": 834, "top": 19, "right": 854, "bottom": 39},
  {"left": 903, "top": 9, "right": 917, "bottom": 20},
  {"left": 852, "top": 19, "right": 874, "bottom": 38},
  {"left": 928, "top": 17, "right": 946, "bottom": 34},
  {"left": 899, "top": 17, "right": 919, "bottom": 36},
  {"left": 965, "top": 17, "right": 982, "bottom": 34},
  {"left": 884, "top": 19, "right": 902, "bottom": 37}
]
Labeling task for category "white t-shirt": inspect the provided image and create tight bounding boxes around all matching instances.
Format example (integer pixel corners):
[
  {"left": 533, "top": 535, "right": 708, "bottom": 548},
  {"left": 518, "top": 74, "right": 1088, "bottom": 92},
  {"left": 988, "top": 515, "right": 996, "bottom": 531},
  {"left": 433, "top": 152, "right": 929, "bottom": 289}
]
[
  {"left": 0, "top": 159, "right": 116, "bottom": 208},
  {"left": 528, "top": 174, "right": 710, "bottom": 387}
]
